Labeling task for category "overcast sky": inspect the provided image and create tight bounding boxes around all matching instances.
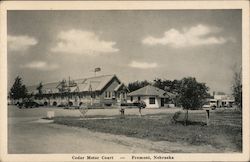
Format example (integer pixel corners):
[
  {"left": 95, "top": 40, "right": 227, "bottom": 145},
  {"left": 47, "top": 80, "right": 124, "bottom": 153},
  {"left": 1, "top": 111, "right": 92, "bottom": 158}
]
[{"left": 7, "top": 10, "right": 241, "bottom": 94}]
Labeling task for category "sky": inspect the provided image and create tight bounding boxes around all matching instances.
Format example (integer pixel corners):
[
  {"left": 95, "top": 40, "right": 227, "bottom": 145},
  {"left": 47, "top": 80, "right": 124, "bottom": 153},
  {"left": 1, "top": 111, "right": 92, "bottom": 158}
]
[{"left": 7, "top": 10, "right": 242, "bottom": 94}]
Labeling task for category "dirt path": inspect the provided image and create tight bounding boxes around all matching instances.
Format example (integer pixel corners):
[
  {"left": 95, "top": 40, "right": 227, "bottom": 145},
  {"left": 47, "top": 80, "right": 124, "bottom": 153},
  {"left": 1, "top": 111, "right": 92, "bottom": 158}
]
[
  {"left": 8, "top": 117, "right": 149, "bottom": 153},
  {"left": 8, "top": 117, "right": 223, "bottom": 154}
]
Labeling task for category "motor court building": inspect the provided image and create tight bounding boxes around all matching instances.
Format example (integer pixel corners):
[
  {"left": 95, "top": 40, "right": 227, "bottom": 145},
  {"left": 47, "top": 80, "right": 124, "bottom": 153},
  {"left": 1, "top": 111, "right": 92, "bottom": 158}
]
[
  {"left": 26, "top": 74, "right": 128, "bottom": 107},
  {"left": 127, "top": 85, "right": 173, "bottom": 108}
]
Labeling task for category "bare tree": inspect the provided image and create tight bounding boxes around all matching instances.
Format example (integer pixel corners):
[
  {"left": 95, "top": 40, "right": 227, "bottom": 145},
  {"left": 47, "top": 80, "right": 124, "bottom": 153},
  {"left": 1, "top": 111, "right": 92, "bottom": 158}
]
[{"left": 232, "top": 67, "right": 242, "bottom": 110}]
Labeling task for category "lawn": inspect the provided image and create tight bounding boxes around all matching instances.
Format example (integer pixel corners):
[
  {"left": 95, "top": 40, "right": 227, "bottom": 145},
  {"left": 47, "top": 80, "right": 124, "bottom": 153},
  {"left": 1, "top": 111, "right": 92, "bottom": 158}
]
[{"left": 53, "top": 109, "right": 242, "bottom": 152}]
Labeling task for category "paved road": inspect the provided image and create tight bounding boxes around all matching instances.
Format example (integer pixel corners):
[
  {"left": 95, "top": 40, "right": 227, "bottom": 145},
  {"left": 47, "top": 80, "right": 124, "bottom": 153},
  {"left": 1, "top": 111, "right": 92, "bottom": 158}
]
[{"left": 8, "top": 106, "right": 222, "bottom": 153}]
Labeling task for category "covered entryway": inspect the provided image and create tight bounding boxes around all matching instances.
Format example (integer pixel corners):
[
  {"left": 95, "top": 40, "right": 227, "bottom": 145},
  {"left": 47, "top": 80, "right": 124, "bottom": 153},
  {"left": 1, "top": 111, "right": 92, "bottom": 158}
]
[{"left": 160, "top": 98, "right": 164, "bottom": 107}]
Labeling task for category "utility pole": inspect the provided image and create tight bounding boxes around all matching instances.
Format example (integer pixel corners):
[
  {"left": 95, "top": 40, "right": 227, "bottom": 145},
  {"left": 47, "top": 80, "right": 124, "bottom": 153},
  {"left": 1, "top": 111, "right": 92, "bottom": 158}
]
[
  {"left": 89, "top": 82, "right": 93, "bottom": 106},
  {"left": 67, "top": 77, "right": 70, "bottom": 107}
]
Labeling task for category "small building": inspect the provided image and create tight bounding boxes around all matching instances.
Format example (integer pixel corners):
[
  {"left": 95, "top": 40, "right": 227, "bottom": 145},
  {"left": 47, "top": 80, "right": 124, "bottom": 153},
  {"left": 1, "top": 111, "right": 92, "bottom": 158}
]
[
  {"left": 214, "top": 94, "right": 235, "bottom": 107},
  {"left": 127, "top": 85, "right": 173, "bottom": 108}
]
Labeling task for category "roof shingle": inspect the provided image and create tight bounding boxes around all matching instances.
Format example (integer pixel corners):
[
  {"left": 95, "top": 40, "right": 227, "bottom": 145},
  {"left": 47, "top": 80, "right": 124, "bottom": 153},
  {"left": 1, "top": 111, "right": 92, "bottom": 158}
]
[
  {"left": 26, "top": 74, "right": 120, "bottom": 94},
  {"left": 128, "top": 85, "right": 173, "bottom": 98}
]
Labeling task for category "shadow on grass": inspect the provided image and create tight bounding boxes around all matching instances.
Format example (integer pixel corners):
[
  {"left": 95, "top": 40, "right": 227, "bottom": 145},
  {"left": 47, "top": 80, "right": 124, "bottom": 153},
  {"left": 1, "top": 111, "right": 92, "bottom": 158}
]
[
  {"left": 41, "top": 117, "right": 54, "bottom": 120},
  {"left": 174, "top": 120, "right": 207, "bottom": 126}
]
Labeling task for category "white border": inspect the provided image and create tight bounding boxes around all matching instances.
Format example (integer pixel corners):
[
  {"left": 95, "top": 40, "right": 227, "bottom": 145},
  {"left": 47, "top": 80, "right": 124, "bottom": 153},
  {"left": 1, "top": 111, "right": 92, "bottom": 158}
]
[{"left": 0, "top": 1, "right": 249, "bottom": 162}]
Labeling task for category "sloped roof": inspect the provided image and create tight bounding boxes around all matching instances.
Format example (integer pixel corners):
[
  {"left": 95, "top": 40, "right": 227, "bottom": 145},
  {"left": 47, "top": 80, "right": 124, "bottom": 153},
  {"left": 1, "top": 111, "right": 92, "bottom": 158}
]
[
  {"left": 128, "top": 85, "right": 173, "bottom": 98},
  {"left": 114, "top": 83, "right": 123, "bottom": 91},
  {"left": 43, "top": 82, "right": 60, "bottom": 89},
  {"left": 26, "top": 85, "right": 38, "bottom": 94},
  {"left": 26, "top": 74, "right": 121, "bottom": 94},
  {"left": 69, "top": 86, "right": 79, "bottom": 92},
  {"left": 42, "top": 82, "right": 60, "bottom": 94},
  {"left": 76, "top": 75, "right": 120, "bottom": 92},
  {"left": 114, "top": 83, "right": 127, "bottom": 91},
  {"left": 27, "top": 82, "right": 60, "bottom": 94}
]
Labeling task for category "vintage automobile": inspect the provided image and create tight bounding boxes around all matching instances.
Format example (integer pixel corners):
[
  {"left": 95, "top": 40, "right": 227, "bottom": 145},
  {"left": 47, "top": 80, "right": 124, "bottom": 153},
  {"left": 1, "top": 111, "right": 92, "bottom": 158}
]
[
  {"left": 202, "top": 99, "right": 217, "bottom": 110},
  {"left": 18, "top": 100, "right": 41, "bottom": 108}
]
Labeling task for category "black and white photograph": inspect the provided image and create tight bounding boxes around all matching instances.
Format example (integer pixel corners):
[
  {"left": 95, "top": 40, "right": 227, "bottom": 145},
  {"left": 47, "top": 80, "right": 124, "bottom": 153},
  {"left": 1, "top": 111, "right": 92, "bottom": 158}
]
[{"left": 0, "top": 1, "right": 249, "bottom": 162}]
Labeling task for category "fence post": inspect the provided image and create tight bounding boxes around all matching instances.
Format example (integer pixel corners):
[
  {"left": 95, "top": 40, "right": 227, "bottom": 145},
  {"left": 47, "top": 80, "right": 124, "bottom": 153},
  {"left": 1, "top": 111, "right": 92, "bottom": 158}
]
[
  {"left": 206, "top": 109, "right": 210, "bottom": 126},
  {"left": 47, "top": 111, "right": 55, "bottom": 119}
]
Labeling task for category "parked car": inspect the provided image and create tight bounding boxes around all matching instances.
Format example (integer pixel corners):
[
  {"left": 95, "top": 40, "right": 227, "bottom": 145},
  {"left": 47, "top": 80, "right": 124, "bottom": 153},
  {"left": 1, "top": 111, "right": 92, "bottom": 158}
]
[
  {"left": 202, "top": 99, "right": 217, "bottom": 110},
  {"left": 133, "top": 100, "right": 146, "bottom": 109},
  {"left": 202, "top": 103, "right": 216, "bottom": 110},
  {"left": 120, "top": 101, "right": 146, "bottom": 108},
  {"left": 18, "top": 101, "right": 41, "bottom": 108}
]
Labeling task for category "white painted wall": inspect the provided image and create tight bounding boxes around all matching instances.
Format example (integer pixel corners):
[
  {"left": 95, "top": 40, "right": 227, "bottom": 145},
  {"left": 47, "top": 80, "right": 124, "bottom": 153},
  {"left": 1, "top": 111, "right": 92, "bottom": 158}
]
[
  {"left": 144, "top": 96, "right": 161, "bottom": 108},
  {"left": 127, "top": 96, "right": 161, "bottom": 108}
]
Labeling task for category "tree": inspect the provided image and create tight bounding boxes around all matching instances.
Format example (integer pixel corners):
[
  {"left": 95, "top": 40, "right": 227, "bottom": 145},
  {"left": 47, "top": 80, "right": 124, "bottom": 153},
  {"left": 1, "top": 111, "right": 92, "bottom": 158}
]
[
  {"left": 128, "top": 80, "right": 150, "bottom": 92},
  {"left": 178, "top": 77, "right": 209, "bottom": 125},
  {"left": 9, "top": 76, "right": 28, "bottom": 100},
  {"left": 232, "top": 68, "right": 242, "bottom": 109},
  {"left": 153, "top": 78, "right": 182, "bottom": 106},
  {"left": 217, "top": 92, "right": 226, "bottom": 95},
  {"left": 153, "top": 78, "right": 173, "bottom": 91}
]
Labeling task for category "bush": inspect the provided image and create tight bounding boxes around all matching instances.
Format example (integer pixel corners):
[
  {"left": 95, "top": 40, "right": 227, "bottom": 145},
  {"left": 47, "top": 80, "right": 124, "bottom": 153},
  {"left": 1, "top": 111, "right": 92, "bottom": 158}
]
[{"left": 171, "top": 111, "right": 182, "bottom": 123}]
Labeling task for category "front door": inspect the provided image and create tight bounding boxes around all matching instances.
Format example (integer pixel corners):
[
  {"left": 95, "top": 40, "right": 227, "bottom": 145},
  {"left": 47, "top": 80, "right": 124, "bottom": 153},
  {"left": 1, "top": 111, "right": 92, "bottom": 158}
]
[{"left": 161, "top": 98, "right": 164, "bottom": 107}]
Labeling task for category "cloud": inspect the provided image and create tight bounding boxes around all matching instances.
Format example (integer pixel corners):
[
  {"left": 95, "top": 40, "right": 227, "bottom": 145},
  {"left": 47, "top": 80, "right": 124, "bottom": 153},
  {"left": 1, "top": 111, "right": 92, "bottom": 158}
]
[
  {"left": 51, "top": 29, "right": 119, "bottom": 55},
  {"left": 142, "top": 24, "right": 229, "bottom": 48},
  {"left": 8, "top": 35, "right": 38, "bottom": 51},
  {"left": 21, "top": 61, "right": 58, "bottom": 71},
  {"left": 129, "top": 61, "right": 158, "bottom": 69}
]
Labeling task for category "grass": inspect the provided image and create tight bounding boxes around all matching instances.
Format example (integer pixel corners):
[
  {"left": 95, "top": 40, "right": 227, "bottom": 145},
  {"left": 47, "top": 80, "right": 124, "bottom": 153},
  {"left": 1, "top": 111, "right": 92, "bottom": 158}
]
[{"left": 53, "top": 109, "right": 242, "bottom": 152}]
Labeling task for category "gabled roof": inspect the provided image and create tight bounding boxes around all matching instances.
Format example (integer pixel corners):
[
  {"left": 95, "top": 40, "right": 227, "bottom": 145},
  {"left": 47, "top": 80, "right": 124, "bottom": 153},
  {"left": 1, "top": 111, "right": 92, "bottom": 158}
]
[
  {"left": 114, "top": 83, "right": 123, "bottom": 91},
  {"left": 128, "top": 85, "right": 173, "bottom": 98},
  {"left": 26, "top": 74, "right": 121, "bottom": 94},
  {"left": 76, "top": 75, "right": 120, "bottom": 92},
  {"left": 114, "top": 83, "right": 129, "bottom": 92}
]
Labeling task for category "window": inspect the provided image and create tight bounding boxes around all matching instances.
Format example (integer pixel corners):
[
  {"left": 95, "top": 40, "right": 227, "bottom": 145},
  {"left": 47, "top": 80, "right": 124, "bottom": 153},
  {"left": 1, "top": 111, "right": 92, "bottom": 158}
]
[
  {"left": 105, "top": 91, "right": 112, "bottom": 99},
  {"left": 131, "top": 96, "right": 133, "bottom": 102},
  {"left": 91, "top": 93, "right": 96, "bottom": 98},
  {"left": 149, "top": 97, "right": 155, "bottom": 104},
  {"left": 138, "top": 96, "right": 141, "bottom": 101}
]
